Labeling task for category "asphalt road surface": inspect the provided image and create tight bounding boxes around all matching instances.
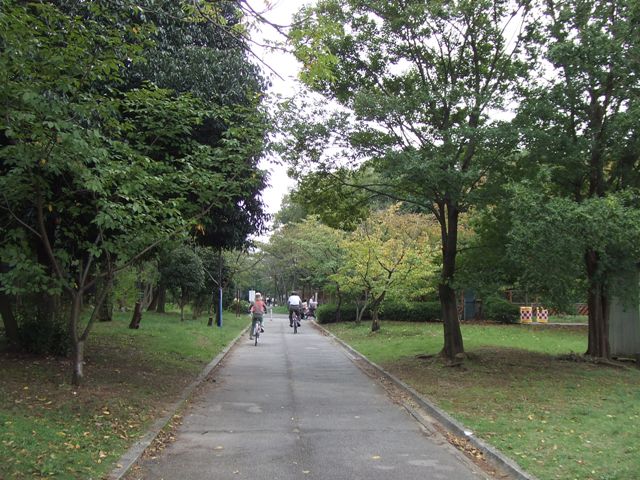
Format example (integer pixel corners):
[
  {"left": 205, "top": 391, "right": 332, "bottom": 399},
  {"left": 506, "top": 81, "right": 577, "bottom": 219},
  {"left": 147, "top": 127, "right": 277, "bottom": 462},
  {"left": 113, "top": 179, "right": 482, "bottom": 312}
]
[{"left": 130, "top": 314, "right": 489, "bottom": 480}]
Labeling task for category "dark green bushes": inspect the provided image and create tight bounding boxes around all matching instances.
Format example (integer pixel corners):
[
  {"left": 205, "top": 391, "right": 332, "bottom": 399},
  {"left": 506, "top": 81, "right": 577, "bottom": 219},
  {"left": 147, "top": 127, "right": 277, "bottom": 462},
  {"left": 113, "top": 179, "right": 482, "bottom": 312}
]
[
  {"left": 483, "top": 296, "right": 520, "bottom": 323},
  {"left": 316, "top": 301, "right": 441, "bottom": 324}
]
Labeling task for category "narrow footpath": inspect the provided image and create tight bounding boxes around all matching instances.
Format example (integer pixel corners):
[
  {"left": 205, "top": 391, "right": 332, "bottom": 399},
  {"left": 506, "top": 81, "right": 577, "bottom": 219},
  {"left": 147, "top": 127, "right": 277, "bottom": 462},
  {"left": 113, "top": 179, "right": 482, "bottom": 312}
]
[{"left": 128, "top": 314, "right": 489, "bottom": 479}]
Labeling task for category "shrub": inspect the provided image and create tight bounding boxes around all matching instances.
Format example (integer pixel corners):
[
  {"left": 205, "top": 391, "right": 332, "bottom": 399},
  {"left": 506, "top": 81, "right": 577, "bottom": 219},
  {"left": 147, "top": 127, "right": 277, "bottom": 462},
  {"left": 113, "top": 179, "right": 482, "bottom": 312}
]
[
  {"left": 229, "top": 299, "right": 250, "bottom": 314},
  {"left": 380, "top": 301, "right": 441, "bottom": 322},
  {"left": 316, "top": 303, "right": 365, "bottom": 324},
  {"left": 16, "top": 299, "right": 71, "bottom": 356},
  {"left": 316, "top": 301, "right": 442, "bottom": 324},
  {"left": 483, "top": 296, "right": 520, "bottom": 323}
]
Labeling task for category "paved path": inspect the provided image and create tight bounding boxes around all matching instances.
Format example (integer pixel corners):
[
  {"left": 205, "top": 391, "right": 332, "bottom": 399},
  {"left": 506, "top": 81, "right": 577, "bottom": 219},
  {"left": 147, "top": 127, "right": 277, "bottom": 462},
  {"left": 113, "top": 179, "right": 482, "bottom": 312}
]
[{"left": 130, "top": 314, "right": 488, "bottom": 479}]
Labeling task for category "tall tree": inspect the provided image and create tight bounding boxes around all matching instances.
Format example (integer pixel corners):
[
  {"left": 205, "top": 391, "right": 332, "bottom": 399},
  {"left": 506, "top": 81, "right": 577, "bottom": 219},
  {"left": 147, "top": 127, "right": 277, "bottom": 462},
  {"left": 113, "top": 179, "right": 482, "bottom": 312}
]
[
  {"left": 0, "top": 1, "right": 270, "bottom": 384},
  {"left": 514, "top": 0, "right": 640, "bottom": 358},
  {"left": 286, "top": 0, "right": 533, "bottom": 360}
]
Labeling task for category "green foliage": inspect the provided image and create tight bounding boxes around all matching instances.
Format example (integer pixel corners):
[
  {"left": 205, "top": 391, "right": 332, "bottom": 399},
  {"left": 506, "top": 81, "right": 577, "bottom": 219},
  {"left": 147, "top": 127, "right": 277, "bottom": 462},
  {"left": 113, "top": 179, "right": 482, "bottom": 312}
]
[
  {"left": 16, "top": 302, "right": 71, "bottom": 356},
  {"left": 507, "top": 190, "right": 640, "bottom": 308},
  {"left": 316, "top": 303, "right": 364, "bottom": 324},
  {"left": 331, "top": 206, "right": 438, "bottom": 320},
  {"left": 158, "top": 246, "right": 204, "bottom": 311},
  {"left": 288, "top": 169, "right": 382, "bottom": 231},
  {"left": 287, "top": 0, "right": 536, "bottom": 352},
  {"left": 482, "top": 296, "right": 520, "bottom": 324},
  {"left": 261, "top": 216, "right": 347, "bottom": 299},
  {"left": 380, "top": 301, "right": 441, "bottom": 323},
  {"left": 0, "top": 0, "right": 271, "bottom": 374},
  {"left": 316, "top": 301, "right": 441, "bottom": 324},
  {"left": 230, "top": 298, "right": 250, "bottom": 314}
]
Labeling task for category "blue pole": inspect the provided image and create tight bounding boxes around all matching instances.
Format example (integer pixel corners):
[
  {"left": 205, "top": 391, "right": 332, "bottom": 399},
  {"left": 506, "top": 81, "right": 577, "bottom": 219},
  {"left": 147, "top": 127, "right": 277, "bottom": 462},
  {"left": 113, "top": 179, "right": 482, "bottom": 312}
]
[{"left": 217, "top": 287, "right": 223, "bottom": 327}]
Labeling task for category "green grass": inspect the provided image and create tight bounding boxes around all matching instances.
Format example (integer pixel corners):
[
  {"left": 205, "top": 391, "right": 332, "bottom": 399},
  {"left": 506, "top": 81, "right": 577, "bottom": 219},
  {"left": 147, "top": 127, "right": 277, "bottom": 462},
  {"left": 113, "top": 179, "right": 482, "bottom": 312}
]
[
  {"left": 548, "top": 314, "right": 588, "bottom": 324},
  {"left": 0, "top": 309, "right": 248, "bottom": 480},
  {"left": 326, "top": 321, "right": 640, "bottom": 480}
]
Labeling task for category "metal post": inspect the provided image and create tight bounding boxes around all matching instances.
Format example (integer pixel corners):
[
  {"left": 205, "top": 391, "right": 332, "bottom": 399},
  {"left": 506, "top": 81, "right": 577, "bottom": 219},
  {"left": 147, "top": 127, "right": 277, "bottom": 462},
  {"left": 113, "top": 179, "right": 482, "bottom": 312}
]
[{"left": 217, "top": 286, "right": 223, "bottom": 327}]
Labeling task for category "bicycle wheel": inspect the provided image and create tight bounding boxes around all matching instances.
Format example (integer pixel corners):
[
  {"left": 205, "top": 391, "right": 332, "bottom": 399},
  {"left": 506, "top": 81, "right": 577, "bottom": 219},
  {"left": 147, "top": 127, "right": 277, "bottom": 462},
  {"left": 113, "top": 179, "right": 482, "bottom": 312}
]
[
  {"left": 254, "top": 330, "right": 258, "bottom": 346},
  {"left": 293, "top": 314, "right": 298, "bottom": 334}
]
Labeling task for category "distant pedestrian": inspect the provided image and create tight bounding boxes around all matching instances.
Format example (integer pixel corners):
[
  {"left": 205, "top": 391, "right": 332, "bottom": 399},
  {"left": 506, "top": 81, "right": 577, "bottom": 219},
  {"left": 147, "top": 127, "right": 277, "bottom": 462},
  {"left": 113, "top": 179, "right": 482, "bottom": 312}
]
[{"left": 308, "top": 298, "right": 317, "bottom": 318}]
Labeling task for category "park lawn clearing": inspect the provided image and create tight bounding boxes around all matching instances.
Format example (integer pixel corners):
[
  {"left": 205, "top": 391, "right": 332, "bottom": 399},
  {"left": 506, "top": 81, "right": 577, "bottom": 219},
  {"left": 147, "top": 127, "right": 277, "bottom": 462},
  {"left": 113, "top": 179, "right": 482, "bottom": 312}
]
[
  {"left": 326, "top": 321, "right": 640, "bottom": 480},
  {"left": 548, "top": 315, "right": 588, "bottom": 324},
  {"left": 0, "top": 310, "right": 248, "bottom": 480}
]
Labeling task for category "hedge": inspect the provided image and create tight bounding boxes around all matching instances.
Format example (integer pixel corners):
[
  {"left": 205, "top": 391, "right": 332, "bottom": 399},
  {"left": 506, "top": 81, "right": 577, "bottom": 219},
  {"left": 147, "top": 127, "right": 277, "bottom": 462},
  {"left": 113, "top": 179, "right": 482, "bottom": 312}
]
[
  {"left": 316, "top": 301, "right": 442, "bottom": 324},
  {"left": 483, "top": 296, "right": 520, "bottom": 323}
]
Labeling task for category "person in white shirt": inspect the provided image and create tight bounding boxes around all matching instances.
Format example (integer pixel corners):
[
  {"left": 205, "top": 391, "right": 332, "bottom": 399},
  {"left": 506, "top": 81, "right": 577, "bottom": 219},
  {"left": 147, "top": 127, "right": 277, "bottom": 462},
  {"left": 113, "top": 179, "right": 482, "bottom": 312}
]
[
  {"left": 308, "top": 298, "right": 317, "bottom": 318},
  {"left": 287, "top": 291, "right": 302, "bottom": 327}
]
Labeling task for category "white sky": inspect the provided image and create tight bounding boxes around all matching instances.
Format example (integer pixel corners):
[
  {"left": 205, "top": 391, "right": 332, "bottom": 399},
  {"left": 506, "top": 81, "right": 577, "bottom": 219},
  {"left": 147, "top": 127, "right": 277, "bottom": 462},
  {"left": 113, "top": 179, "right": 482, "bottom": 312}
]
[{"left": 247, "top": 0, "right": 314, "bottom": 217}]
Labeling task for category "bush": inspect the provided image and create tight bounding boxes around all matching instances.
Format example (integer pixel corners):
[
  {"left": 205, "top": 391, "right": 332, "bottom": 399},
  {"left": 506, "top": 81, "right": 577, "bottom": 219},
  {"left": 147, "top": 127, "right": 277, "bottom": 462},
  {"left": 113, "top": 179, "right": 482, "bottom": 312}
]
[
  {"left": 316, "top": 303, "right": 366, "bottom": 324},
  {"left": 380, "top": 301, "right": 441, "bottom": 322},
  {"left": 229, "top": 299, "right": 250, "bottom": 314},
  {"left": 316, "top": 301, "right": 441, "bottom": 324},
  {"left": 483, "top": 296, "right": 520, "bottom": 323},
  {"left": 16, "top": 299, "right": 71, "bottom": 356}
]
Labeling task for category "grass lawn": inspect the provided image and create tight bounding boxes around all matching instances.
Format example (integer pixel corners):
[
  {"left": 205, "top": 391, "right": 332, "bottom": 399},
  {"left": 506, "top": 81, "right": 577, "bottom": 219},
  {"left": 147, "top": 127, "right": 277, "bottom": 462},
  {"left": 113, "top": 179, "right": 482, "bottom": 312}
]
[
  {"left": 548, "top": 315, "right": 588, "bottom": 324},
  {"left": 325, "top": 321, "right": 640, "bottom": 480},
  {"left": 0, "top": 309, "right": 248, "bottom": 480}
]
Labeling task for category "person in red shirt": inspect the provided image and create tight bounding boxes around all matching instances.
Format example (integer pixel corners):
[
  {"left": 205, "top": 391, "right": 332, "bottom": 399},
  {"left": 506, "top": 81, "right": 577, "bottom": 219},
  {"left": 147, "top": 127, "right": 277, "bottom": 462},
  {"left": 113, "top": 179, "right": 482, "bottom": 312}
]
[{"left": 250, "top": 293, "right": 266, "bottom": 340}]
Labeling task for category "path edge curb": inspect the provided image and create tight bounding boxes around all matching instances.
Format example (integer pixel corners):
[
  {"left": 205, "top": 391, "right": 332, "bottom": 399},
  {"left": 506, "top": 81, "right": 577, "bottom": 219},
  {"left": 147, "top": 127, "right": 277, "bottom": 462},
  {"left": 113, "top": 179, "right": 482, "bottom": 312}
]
[
  {"left": 107, "top": 326, "right": 249, "bottom": 480},
  {"left": 312, "top": 321, "right": 539, "bottom": 480}
]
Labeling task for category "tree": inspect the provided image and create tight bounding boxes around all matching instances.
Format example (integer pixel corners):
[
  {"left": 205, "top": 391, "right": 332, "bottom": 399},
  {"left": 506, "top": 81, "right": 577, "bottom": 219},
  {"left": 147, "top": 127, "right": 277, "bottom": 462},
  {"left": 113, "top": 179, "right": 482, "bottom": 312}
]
[
  {"left": 159, "top": 246, "right": 205, "bottom": 321},
  {"left": 513, "top": 0, "right": 640, "bottom": 358},
  {"left": 333, "top": 206, "right": 436, "bottom": 331},
  {"left": 290, "top": 169, "right": 388, "bottom": 231},
  {"left": 287, "top": 0, "right": 533, "bottom": 359},
  {"left": 0, "top": 1, "right": 270, "bottom": 384}
]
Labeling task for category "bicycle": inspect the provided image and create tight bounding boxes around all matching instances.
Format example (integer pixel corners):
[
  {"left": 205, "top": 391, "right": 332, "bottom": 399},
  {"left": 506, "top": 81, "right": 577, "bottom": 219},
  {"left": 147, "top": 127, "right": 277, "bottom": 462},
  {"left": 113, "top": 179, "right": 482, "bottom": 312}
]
[
  {"left": 251, "top": 315, "right": 263, "bottom": 346},
  {"left": 291, "top": 310, "right": 300, "bottom": 334}
]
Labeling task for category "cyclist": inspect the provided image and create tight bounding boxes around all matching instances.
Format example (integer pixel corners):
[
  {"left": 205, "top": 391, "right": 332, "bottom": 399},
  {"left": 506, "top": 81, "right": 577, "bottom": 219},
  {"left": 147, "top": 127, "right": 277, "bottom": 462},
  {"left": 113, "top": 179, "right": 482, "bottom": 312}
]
[
  {"left": 250, "top": 293, "right": 266, "bottom": 340},
  {"left": 308, "top": 297, "right": 317, "bottom": 318},
  {"left": 287, "top": 291, "right": 302, "bottom": 328}
]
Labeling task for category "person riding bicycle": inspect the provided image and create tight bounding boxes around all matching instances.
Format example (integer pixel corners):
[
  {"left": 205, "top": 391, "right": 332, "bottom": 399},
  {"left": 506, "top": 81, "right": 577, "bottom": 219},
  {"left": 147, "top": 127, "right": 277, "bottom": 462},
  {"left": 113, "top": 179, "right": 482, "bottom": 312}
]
[
  {"left": 287, "top": 291, "right": 302, "bottom": 328},
  {"left": 308, "top": 297, "right": 317, "bottom": 318},
  {"left": 250, "top": 293, "right": 266, "bottom": 340}
]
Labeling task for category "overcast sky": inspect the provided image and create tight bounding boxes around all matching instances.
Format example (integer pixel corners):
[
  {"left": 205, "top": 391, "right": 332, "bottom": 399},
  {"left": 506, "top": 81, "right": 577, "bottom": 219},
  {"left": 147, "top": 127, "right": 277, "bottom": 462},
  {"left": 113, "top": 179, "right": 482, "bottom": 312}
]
[{"left": 247, "top": 0, "right": 314, "bottom": 217}]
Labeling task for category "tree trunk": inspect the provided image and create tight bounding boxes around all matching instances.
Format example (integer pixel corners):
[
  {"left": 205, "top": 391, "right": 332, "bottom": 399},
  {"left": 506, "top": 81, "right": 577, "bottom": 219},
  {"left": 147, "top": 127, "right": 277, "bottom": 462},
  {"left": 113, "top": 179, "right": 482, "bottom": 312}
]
[
  {"left": 369, "top": 292, "right": 385, "bottom": 332},
  {"left": 0, "top": 290, "right": 20, "bottom": 349},
  {"left": 335, "top": 285, "right": 342, "bottom": 323},
  {"left": 156, "top": 286, "right": 166, "bottom": 313},
  {"left": 440, "top": 283, "right": 464, "bottom": 357},
  {"left": 141, "top": 283, "right": 154, "bottom": 310},
  {"left": 439, "top": 203, "right": 465, "bottom": 360},
  {"left": 585, "top": 249, "right": 610, "bottom": 358},
  {"left": 97, "top": 278, "right": 113, "bottom": 322},
  {"left": 71, "top": 339, "right": 85, "bottom": 387},
  {"left": 69, "top": 294, "right": 84, "bottom": 386},
  {"left": 147, "top": 287, "right": 159, "bottom": 311},
  {"left": 371, "top": 310, "right": 380, "bottom": 332},
  {"left": 215, "top": 248, "right": 223, "bottom": 327},
  {"left": 129, "top": 302, "right": 142, "bottom": 329}
]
